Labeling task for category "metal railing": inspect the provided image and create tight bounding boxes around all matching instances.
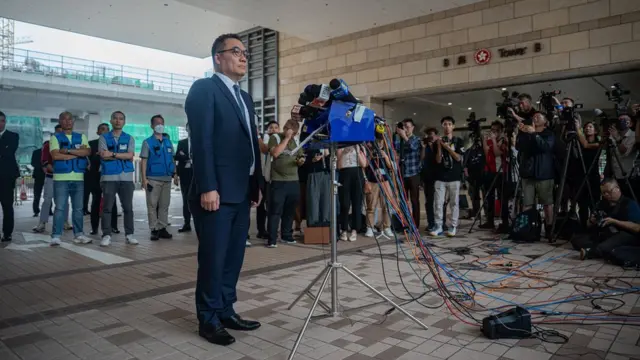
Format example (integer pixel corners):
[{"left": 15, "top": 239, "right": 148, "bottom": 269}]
[{"left": 1, "top": 48, "right": 198, "bottom": 95}]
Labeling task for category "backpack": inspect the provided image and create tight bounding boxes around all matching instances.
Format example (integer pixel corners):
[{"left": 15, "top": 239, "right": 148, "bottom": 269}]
[
  {"left": 264, "top": 134, "right": 299, "bottom": 182},
  {"left": 610, "top": 246, "right": 640, "bottom": 269},
  {"left": 509, "top": 208, "right": 542, "bottom": 242}
]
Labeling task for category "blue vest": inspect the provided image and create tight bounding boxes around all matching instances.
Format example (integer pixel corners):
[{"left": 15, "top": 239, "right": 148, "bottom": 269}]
[
  {"left": 101, "top": 132, "right": 135, "bottom": 175},
  {"left": 53, "top": 132, "right": 88, "bottom": 174},
  {"left": 145, "top": 136, "right": 175, "bottom": 177}
]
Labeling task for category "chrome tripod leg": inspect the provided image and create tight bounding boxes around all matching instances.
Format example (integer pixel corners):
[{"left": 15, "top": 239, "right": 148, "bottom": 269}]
[
  {"left": 287, "top": 265, "right": 333, "bottom": 360},
  {"left": 341, "top": 266, "right": 429, "bottom": 330},
  {"left": 287, "top": 265, "right": 332, "bottom": 312}
]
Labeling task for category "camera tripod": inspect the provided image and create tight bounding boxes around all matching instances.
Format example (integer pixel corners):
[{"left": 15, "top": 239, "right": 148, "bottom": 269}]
[
  {"left": 553, "top": 133, "right": 638, "bottom": 241},
  {"left": 468, "top": 132, "right": 520, "bottom": 233},
  {"left": 284, "top": 142, "right": 428, "bottom": 360}
]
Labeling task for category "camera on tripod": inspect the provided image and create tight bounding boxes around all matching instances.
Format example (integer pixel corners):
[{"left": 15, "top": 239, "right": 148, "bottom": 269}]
[
  {"left": 496, "top": 90, "right": 519, "bottom": 132},
  {"left": 466, "top": 111, "right": 486, "bottom": 137},
  {"left": 607, "top": 83, "right": 630, "bottom": 104}
]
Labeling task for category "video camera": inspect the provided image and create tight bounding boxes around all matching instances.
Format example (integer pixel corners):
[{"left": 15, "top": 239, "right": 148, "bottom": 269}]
[
  {"left": 466, "top": 111, "right": 486, "bottom": 137},
  {"left": 607, "top": 83, "right": 630, "bottom": 104},
  {"left": 496, "top": 90, "right": 519, "bottom": 132}
]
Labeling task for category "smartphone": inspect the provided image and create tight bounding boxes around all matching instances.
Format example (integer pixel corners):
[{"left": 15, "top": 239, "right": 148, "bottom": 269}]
[{"left": 146, "top": 183, "right": 154, "bottom": 192}]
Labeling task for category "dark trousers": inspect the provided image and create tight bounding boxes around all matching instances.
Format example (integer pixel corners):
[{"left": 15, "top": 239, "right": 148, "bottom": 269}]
[
  {"left": 0, "top": 177, "right": 15, "bottom": 236},
  {"left": 33, "top": 175, "right": 44, "bottom": 215},
  {"left": 577, "top": 174, "right": 601, "bottom": 228},
  {"left": 339, "top": 167, "right": 363, "bottom": 232},
  {"left": 423, "top": 177, "right": 436, "bottom": 229},
  {"left": 102, "top": 181, "right": 134, "bottom": 236},
  {"left": 571, "top": 231, "right": 639, "bottom": 260},
  {"left": 482, "top": 173, "right": 510, "bottom": 225},
  {"left": 256, "top": 179, "right": 268, "bottom": 235},
  {"left": 403, "top": 174, "right": 421, "bottom": 229},
  {"left": 89, "top": 179, "right": 117, "bottom": 233},
  {"left": 268, "top": 180, "right": 300, "bottom": 245},
  {"left": 83, "top": 176, "right": 91, "bottom": 213},
  {"left": 192, "top": 199, "right": 250, "bottom": 326},
  {"left": 179, "top": 171, "right": 193, "bottom": 226}
]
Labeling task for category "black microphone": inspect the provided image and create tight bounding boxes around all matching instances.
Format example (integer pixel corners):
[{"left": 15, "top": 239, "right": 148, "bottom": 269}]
[{"left": 329, "top": 78, "right": 359, "bottom": 104}]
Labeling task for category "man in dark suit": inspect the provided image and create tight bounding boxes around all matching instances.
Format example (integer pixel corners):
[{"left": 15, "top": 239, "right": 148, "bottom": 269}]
[
  {"left": 185, "top": 33, "right": 263, "bottom": 346},
  {"left": 0, "top": 111, "right": 20, "bottom": 242},
  {"left": 88, "top": 123, "right": 119, "bottom": 235},
  {"left": 31, "top": 146, "right": 45, "bottom": 217},
  {"left": 174, "top": 128, "right": 193, "bottom": 233}
]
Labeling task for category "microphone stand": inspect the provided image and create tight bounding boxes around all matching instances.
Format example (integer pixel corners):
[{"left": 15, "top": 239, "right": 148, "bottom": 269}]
[{"left": 285, "top": 134, "right": 428, "bottom": 360}]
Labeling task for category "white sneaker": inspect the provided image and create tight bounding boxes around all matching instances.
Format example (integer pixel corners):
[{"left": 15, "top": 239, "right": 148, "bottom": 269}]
[
  {"left": 429, "top": 227, "right": 443, "bottom": 237},
  {"left": 349, "top": 231, "right": 357, "bottom": 242},
  {"left": 383, "top": 228, "right": 394, "bottom": 237},
  {"left": 50, "top": 238, "right": 61, "bottom": 247},
  {"left": 365, "top": 227, "right": 374, "bottom": 238},
  {"left": 246, "top": 240, "right": 252, "bottom": 247},
  {"left": 340, "top": 231, "right": 348, "bottom": 241},
  {"left": 32, "top": 223, "right": 46, "bottom": 233},
  {"left": 446, "top": 227, "right": 457, "bottom": 237},
  {"left": 73, "top": 235, "right": 92, "bottom": 244},
  {"left": 126, "top": 235, "right": 138, "bottom": 245},
  {"left": 100, "top": 235, "right": 111, "bottom": 247}
]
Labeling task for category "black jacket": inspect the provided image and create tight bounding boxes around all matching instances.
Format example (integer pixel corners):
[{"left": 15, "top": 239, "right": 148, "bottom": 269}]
[
  {"left": 0, "top": 130, "right": 20, "bottom": 180},
  {"left": 87, "top": 139, "right": 102, "bottom": 180},
  {"left": 31, "top": 148, "right": 44, "bottom": 179},
  {"left": 517, "top": 128, "right": 555, "bottom": 180},
  {"left": 175, "top": 138, "right": 192, "bottom": 179}
]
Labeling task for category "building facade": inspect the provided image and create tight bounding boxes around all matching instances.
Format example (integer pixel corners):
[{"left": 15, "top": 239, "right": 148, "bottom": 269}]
[{"left": 277, "top": 0, "right": 640, "bottom": 123}]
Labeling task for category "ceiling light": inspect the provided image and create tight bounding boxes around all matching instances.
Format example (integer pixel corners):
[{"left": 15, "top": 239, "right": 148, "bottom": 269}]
[
  {"left": 536, "top": 101, "right": 540, "bottom": 104},
  {"left": 413, "top": 112, "right": 417, "bottom": 115},
  {"left": 448, "top": 102, "right": 452, "bottom": 106},
  {"left": 468, "top": 107, "right": 472, "bottom": 110},
  {"left": 501, "top": 88, "right": 507, "bottom": 91}
]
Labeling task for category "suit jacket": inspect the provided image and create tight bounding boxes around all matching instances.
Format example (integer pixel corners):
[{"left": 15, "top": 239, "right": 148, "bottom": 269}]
[
  {"left": 87, "top": 139, "right": 101, "bottom": 180},
  {"left": 185, "top": 75, "right": 263, "bottom": 204},
  {"left": 0, "top": 130, "right": 19, "bottom": 180},
  {"left": 175, "top": 138, "right": 192, "bottom": 179},
  {"left": 31, "top": 148, "right": 44, "bottom": 179}
]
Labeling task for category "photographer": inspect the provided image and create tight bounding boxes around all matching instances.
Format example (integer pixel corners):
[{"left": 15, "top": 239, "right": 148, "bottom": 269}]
[
  {"left": 517, "top": 112, "right": 556, "bottom": 240},
  {"left": 421, "top": 127, "right": 439, "bottom": 231},
  {"left": 508, "top": 93, "right": 537, "bottom": 125},
  {"left": 429, "top": 116, "right": 464, "bottom": 237},
  {"left": 608, "top": 114, "right": 638, "bottom": 198},
  {"left": 575, "top": 120, "right": 602, "bottom": 229},
  {"left": 572, "top": 178, "right": 640, "bottom": 261},
  {"left": 394, "top": 118, "right": 422, "bottom": 229},
  {"left": 479, "top": 121, "right": 510, "bottom": 231}
]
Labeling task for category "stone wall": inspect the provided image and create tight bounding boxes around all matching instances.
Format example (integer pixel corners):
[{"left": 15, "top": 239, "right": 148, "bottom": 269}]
[{"left": 277, "top": 0, "right": 640, "bottom": 123}]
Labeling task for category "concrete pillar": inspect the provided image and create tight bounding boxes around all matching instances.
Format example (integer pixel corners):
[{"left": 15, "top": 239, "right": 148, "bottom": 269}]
[{"left": 84, "top": 114, "right": 103, "bottom": 141}]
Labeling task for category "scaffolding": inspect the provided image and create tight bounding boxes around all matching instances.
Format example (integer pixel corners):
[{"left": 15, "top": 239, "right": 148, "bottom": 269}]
[{"left": 0, "top": 17, "right": 15, "bottom": 69}]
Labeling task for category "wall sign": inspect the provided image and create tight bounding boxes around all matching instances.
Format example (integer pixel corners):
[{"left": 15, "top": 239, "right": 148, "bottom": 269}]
[
  {"left": 474, "top": 49, "right": 491, "bottom": 65},
  {"left": 498, "top": 42, "right": 542, "bottom": 58}
]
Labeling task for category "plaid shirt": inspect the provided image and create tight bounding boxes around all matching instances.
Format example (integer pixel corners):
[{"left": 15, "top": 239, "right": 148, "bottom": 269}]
[{"left": 395, "top": 134, "right": 422, "bottom": 178}]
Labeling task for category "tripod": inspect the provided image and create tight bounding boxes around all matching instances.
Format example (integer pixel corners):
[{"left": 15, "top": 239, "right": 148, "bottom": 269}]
[
  {"left": 549, "top": 131, "right": 599, "bottom": 242},
  {"left": 285, "top": 142, "right": 428, "bottom": 360},
  {"left": 468, "top": 132, "right": 520, "bottom": 233},
  {"left": 553, "top": 134, "right": 638, "bottom": 241}
]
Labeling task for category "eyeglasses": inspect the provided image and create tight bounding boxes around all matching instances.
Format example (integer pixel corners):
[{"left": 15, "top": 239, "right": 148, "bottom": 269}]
[{"left": 217, "top": 47, "right": 250, "bottom": 59}]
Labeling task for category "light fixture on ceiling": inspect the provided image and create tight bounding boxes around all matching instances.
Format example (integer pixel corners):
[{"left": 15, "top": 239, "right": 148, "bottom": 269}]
[
  {"left": 468, "top": 107, "right": 472, "bottom": 110},
  {"left": 536, "top": 101, "right": 541, "bottom": 104},
  {"left": 501, "top": 87, "right": 507, "bottom": 91},
  {"left": 448, "top": 102, "right": 452, "bottom": 106}
]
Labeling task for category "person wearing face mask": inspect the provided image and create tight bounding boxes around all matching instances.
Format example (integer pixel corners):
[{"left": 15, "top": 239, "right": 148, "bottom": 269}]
[
  {"left": 608, "top": 115, "right": 638, "bottom": 199},
  {"left": 140, "top": 114, "right": 175, "bottom": 241}
]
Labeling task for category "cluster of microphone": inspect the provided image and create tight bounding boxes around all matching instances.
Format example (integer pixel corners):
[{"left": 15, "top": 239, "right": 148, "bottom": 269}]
[{"left": 291, "top": 78, "right": 361, "bottom": 122}]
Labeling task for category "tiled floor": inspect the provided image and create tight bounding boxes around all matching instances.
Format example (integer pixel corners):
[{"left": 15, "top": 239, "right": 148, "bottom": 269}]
[{"left": 0, "top": 190, "right": 639, "bottom": 360}]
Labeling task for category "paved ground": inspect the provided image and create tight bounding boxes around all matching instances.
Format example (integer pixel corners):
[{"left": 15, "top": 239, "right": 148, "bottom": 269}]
[{"left": 0, "top": 190, "right": 638, "bottom": 360}]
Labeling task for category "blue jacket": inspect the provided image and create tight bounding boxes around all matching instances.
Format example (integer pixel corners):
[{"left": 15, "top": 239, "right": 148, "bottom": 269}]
[
  {"left": 145, "top": 135, "right": 175, "bottom": 177},
  {"left": 101, "top": 132, "right": 134, "bottom": 175},
  {"left": 53, "top": 132, "right": 88, "bottom": 174},
  {"left": 516, "top": 128, "right": 555, "bottom": 180}
]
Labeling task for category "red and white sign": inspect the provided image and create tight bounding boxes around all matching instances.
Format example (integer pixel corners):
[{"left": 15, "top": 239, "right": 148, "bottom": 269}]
[{"left": 474, "top": 49, "right": 491, "bottom": 65}]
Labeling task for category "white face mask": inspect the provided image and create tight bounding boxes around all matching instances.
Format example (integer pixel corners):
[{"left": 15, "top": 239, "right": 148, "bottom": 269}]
[{"left": 154, "top": 124, "right": 165, "bottom": 134}]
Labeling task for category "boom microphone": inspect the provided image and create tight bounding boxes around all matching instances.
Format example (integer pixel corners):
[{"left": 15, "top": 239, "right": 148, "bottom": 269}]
[{"left": 329, "top": 78, "right": 359, "bottom": 104}]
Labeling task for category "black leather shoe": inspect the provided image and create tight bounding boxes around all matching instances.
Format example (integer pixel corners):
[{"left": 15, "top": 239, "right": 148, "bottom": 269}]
[
  {"left": 2, "top": 236, "right": 12, "bottom": 242},
  {"left": 158, "top": 228, "right": 173, "bottom": 239},
  {"left": 178, "top": 224, "right": 191, "bottom": 233},
  {"left": 112, "top": 228, "right": 121, "bottom": 234},
  {"left": 90, "top": 230, "right": 99, "bottom": 235},
  {"left": 199, "top": 324, "right": 235, "bottom": 346},
  {"left": 220, "top": 315, "right": 261, "bottom": 331}
]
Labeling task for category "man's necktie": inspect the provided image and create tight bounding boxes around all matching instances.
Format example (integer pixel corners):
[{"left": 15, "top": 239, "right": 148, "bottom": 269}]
[{"left": 233, "top": 85, "right": 247, "bottom": 124}]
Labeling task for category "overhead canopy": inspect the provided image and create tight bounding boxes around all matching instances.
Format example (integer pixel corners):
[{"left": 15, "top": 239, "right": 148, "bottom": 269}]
[{"left": 1, "top": 0, "right": 483, "bottom": 57}]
